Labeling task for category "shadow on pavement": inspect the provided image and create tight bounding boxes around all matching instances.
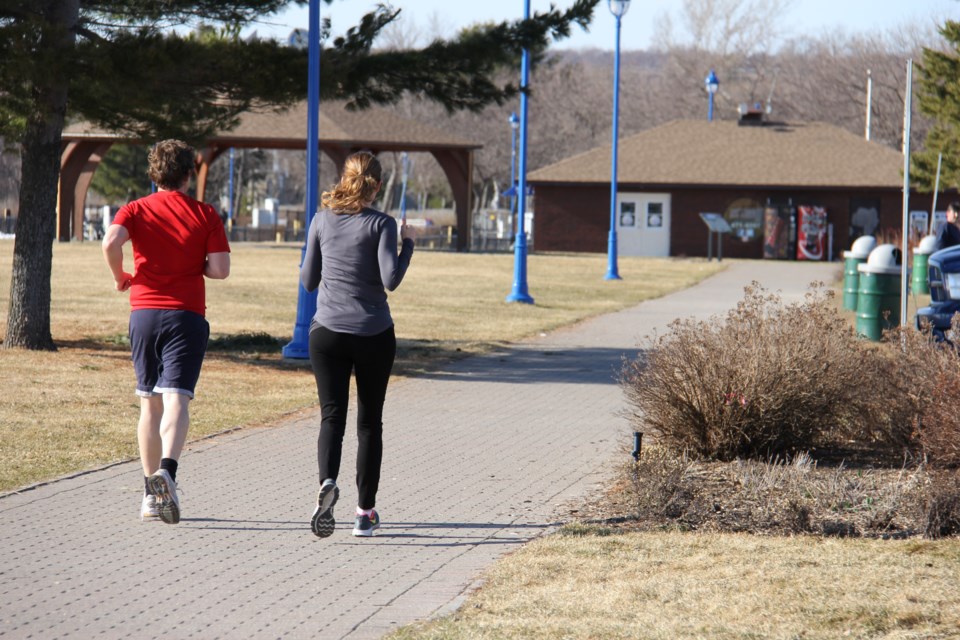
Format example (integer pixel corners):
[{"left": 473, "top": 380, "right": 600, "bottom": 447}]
[{"left": 413, "top": 347, "right": 642, "bottom": 385}]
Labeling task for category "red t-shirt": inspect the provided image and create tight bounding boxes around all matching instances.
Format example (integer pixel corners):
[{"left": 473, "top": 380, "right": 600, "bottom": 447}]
[{"left": 113, "top": 190, "right": 230, "bottom": 316}]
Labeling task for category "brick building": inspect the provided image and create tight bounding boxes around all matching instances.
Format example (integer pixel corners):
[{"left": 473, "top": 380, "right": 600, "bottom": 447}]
[{"left": 528, "top": 117, "right": 944, "bottom": 260}]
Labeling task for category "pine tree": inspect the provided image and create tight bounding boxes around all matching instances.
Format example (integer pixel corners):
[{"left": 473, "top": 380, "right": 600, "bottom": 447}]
[
  {"left": 89, "top": 145, "right": 151, "bottom": 204},
  {"left": 914, "top": 20, "right": 960, "bottom": 192},
  {"left": 0, "top": 0, "right": 599, "bottom": 350}
]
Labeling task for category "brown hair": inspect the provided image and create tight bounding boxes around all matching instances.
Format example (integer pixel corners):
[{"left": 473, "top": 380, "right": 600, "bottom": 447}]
[
  {"left": 321, "top": 151, "right": 382, "bottom": 214},
  {"left": 147, "top": 139, "right": 196, "bottom": 190}
]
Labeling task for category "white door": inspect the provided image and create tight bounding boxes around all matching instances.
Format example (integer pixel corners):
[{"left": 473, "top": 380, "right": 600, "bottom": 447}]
[{"left": 616, "top": 192, "right": 671, "bottom": 257}]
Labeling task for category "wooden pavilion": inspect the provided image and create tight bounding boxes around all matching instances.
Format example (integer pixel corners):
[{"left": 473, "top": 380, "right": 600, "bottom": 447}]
[{"left": 59, "top": 101, "right": 480, "bottom": 250}]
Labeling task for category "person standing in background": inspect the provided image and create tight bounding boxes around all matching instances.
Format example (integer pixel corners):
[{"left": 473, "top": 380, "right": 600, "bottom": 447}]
[
  {"left": 301, "top": 151, "right": 415, "bottom": 538},
  {"left": 102, "top": 139, "right": 231, "bottom": 524},
  {"left": 936, "top": 201, "right": 960, "bottom": 250}
]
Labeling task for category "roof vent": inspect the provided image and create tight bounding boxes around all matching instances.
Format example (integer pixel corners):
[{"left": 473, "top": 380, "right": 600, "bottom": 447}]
[{"left": 737, "top": 102, "right": 767, "bottom": 126}]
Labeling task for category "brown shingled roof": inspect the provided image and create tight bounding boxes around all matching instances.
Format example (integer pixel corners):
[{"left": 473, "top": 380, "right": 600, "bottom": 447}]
[
  {"left": 528, "top": 120, "right": 902, "bottom": 188},
  {"left": 221, "top": 101, "right": 479, "bottom": 150},
  {"left": 63, "top": 100, "right": 480, "bottom": 150}
]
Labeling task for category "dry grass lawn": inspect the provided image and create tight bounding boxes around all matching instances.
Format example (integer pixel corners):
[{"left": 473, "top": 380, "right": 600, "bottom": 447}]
[
  {"left": 0, "top": 240, "right": 721, "bottom": 493},
  {"left": 390, "top": 528, "right": 960, "bottom": 639}
]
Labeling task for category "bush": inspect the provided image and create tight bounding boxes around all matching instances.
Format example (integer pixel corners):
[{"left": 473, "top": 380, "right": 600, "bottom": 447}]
[
  {"left": 923, "top": 470, "right": 960, "bottom": 538},
  {"left": 894, "top": 316, "right": 960, "bottom": 469},
  {"left": 610, "top": 283, "right": 960, "bottom": 538},
  {"left": 620, "top": 282, "right": 915, "bottom": 461}
]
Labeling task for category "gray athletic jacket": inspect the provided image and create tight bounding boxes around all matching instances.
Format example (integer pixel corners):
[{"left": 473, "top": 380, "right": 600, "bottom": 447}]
[{"left": 301, "top": 207, "right": 414, "bottom": 336}]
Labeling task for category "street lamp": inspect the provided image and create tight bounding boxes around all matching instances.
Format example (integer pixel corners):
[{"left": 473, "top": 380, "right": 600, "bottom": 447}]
[
  {"left": 508, "top": 112, "right": 519, "bottom": 220},
  {"left": 506, "top": 1, "right": 534, "bottom": 303},
  {"left": 705, "top": 69, "right": 719, "bottom": 121},
  {"left": 605, "top": 0, "right": 630, "bottom": 281},
  {"left": 282, "top": 0, "right": 321, "bottom": 358}
]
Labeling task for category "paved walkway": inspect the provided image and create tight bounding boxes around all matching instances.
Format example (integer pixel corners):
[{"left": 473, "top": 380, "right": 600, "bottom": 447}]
[{"left": 0, "top": 260, "right": 837, "bottom": 639}]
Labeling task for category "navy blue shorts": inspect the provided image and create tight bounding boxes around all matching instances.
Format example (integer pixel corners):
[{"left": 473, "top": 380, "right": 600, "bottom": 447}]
[{"left": 129, "top": 309, "right": 210, "bottom": 398}]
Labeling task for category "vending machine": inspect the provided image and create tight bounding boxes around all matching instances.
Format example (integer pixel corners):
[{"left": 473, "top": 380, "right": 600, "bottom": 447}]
[
  {"left": 796, "top": 205, "right": 827, "bottom": 261},
  {"left": 763, "top": 202, "right": 795, "bottom": 259}
]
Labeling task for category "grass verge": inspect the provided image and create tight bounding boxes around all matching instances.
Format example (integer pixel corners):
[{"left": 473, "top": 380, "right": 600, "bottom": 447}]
[{"left": 389, "top": 527, "right": 960, "bottom": 639}]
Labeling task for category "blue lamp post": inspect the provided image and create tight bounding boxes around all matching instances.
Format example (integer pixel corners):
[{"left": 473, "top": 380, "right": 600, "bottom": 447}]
[
  {"left": 506, "top": 1, "right": 534, "bottom": 304},
  {"left": 705, "top": 69, "right": 719, "bottom": 121},
  {"left": 508, "top": 111, "right": 519, "bottom": 219},
  {"left": 605, "top": 0, "right": 630, "bottom": 281},
  {"left": 282, "top": 0, "right": 321, "bottom": 358}
]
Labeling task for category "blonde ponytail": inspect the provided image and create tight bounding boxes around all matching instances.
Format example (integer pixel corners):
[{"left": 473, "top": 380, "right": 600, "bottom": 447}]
[{"left": 321, "top": 151, "right": 383, "bottom": 213}]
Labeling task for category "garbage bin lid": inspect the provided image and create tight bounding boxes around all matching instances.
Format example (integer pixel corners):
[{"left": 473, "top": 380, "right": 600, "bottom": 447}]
[
  {"left": 844, "top": 235, "right": 877, "bottom": 259},
  {"left": 857, "top": 243, "right": 902, "bottom": 274},
  {"left": 917, "top": 234, "right": 938, "bottom": 254}
]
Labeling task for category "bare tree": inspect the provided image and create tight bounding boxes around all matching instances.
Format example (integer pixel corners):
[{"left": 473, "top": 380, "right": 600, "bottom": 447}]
[{"left": 775, "top": 23, "right": 938, "bottom": 149}]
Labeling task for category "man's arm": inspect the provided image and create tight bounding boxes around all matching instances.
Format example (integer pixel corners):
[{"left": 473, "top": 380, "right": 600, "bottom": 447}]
[
  {"left": 101, "top": 224, "right": 133, "bottom": 291},
  {"left": 204, "top": 252, "right": 230, "bottom": 279}
]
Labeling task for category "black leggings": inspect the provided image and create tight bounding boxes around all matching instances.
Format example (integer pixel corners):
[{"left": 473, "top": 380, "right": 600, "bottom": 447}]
[{"left": 308, "top": 324, "right": 396, "bottom": 510}]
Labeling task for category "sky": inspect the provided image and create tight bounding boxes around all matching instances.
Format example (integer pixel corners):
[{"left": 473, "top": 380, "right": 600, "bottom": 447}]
[{"left": 242, "top": 0, "right": 959, "bottom": 51}]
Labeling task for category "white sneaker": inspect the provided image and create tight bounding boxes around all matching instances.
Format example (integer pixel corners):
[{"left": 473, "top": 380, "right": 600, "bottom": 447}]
[
  {"left": 140, "top": 494, "right": 159, "bottom": 522},
  {"left": 147, "top": 469, "right": 180, "bottom": 524},
  {"left": 310, "top": 479, "right": 339, "bottom": 538}
]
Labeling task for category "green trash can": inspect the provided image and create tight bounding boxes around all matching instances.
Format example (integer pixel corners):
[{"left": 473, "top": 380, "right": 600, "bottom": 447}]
[
  {"left": 842, "top": 235, "right": 876, "bottom": 311},
  {"left": 911, "top": 235, "right": 938, "bottom": 296},
  {"left": 856, "top": 244, "right": 902, "bottom": 341}
]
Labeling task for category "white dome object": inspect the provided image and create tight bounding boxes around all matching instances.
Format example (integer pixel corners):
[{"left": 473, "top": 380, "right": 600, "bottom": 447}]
[
  {"left": 918, "top": 235, "right": 939, "bottom": 254},
  {"left": 858, "top": 244, "right": 902, "bottom": 275},
  {"left": 844, "top": 235, "right": 877, "bottom": 259}
]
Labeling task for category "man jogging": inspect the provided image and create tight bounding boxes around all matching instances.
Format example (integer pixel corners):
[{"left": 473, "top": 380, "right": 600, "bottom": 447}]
[{"left": 102, "top": 139, "right": 230, "bottom": 524}]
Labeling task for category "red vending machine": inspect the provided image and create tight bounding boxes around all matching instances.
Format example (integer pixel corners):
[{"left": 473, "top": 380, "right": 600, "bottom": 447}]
[{"left": 796, "top": 205, "right": 827, "bottom": 261}]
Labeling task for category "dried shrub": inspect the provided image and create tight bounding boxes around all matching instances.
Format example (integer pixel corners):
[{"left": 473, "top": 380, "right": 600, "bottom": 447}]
[
  {"left": 894, "top": 315, "right": 960, "bottom": 469},
  {"left": 620, "top": 282, "right": 913, "bottom": 461},
  {"left": 606, "top": 282, "right": 960, "bottom": 538},
  {"left": 615, "top": 446, "right": 930, "bottom": 538},
  {"left": 923, "top": 470, "right": 960, "bottom": 538},
  {"left": 628, "top": 446, "right": 697, "bottom": 521}
]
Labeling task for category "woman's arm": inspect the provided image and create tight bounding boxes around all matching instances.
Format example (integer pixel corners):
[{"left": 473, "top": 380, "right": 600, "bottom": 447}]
[
  {"left": 300, "top": 214, "right": 323, "bottom": 292},
  {"left": 379, "top": 219, "right": 415, "bottom": 291}
]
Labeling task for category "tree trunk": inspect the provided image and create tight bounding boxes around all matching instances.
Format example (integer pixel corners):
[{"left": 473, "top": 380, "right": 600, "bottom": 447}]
[{"left": 3, "top": 0, "right": 79, "bottom": 350}]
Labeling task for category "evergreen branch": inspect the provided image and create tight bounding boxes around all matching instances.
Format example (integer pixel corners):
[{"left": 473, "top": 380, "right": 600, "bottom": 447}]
[
  {"left": 321, "top": 0, "right": 600, "bottom": 112},
  {"left": 78, "top": 0, "right": 308, "bottom": 26}
]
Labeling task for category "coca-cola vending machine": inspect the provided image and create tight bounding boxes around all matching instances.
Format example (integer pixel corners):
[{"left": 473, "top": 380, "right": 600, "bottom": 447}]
[{"left": 796, "top": 205, "right": 827, "bottom": 261}]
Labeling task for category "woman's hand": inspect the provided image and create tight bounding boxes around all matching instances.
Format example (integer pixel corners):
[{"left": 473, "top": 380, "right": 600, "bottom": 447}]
[{"left": 400, "top": 222, "right": 417, "bottom": 242}]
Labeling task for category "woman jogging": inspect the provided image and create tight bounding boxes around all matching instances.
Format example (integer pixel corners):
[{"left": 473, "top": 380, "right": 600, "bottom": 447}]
[{"left": 301, "top": 151, "right": 415, "bottom": 538}]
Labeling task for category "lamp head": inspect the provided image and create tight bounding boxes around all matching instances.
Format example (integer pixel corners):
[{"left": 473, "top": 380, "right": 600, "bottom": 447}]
[
  {"left": 509, "top": 112, "right": 519, "bottom": 129},
  {"left": 705, "top": 69, "right": 719, "bottom": 94},
  {"left": 608, "top": 0, "right": 630, "bottom": 18}
]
